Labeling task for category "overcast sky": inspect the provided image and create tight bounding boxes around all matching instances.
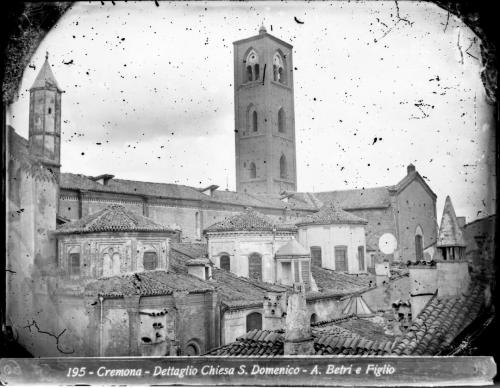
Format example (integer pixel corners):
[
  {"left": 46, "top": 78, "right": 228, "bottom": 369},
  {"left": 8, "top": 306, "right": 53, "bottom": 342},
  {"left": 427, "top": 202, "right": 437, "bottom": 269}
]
[{"left": 7, "top": 1, "right": 495, "bottom": 223}]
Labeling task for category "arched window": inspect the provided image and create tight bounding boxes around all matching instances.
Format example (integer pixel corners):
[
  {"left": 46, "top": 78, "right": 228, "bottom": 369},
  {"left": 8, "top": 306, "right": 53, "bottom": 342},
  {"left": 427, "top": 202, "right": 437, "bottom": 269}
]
[
  {"left": 143, "top": 251, "right": 158, "bottom": 270},
  {"left": 252, "top": 110, "right": 258, "bottom": 132},
  {"left": 185, "top": 341, "right": 200, "bottom": 356},
  {"left": 278, "top": 108, "right": 285, "bottom": 133},
  {"left": 248, "top": 253, "right": 262, "bottom": 281},
  {"left": 273, "top": 52, "right": 284, "bottom": 83},
  {"left": 245, "top": 50, "right": 259, "bottom": 82},
  {"left": 249, "top": 162, "right": 257, "bottom": 179},
  {"left": 415, "top": 226, "right": 424, "bottom": 261},
  {"left": 310, "top": 246, "right": 322, "bottom": 267},
  {"left": 310, "top": 313, "right": 318, "bottom": 324},
  {"left": 279, "top": 154, "right": 287, "bottom": 179},
  {"left": 246, "top": 312, "right": 262, "bottom": 331},
  {"left": 220, "top": 255, "right": 230, "bottom": 271}
]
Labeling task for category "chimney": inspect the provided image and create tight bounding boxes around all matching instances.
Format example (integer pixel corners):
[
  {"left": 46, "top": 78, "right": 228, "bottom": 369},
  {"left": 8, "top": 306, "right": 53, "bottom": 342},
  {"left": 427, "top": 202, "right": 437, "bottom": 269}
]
[
  {"left": 407, "top": 164, "right": 416, "bottom": 175},
  {"left": 262, "top": 291, "right": 287, "bottom": 331},
  {"left": 408, "top": 261, "right": 437, "bottom": 318},
  {"left": 186, "top": 258, "right": 212, "bottom": 280},
  {"left": 284, "top": 283, "right": 315, "bottom": 355},
  {"left": 374, "top": 255, "right": 390, "bottom": 287},
  {"left": 436, "top": 196, "right": 470, "bottom": 297}
]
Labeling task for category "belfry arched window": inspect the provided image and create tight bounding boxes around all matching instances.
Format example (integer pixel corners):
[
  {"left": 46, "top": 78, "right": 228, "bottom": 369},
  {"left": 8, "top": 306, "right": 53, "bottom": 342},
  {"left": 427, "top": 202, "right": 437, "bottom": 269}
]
[
  {"left": 249, "top": 162, "right": 257, "bottom": 179},
  {"left": 245, "top": 50, "right": 260, "bottom": 82},
  {"left": 278, "top": 108, "right": 285, "bottom": 133},
  {"left": 279, "top": 154, "right": 287, "bottom": 179},
  {"left": 273, "top": 52, "right": 284, "bottom": 83}
]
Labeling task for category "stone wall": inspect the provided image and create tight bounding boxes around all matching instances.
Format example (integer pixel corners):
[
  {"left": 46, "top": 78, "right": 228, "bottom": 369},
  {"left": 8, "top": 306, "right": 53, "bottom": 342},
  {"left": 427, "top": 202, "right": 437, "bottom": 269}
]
[{"left": 361, "top": 275, "right": 411, "bottom": 312}]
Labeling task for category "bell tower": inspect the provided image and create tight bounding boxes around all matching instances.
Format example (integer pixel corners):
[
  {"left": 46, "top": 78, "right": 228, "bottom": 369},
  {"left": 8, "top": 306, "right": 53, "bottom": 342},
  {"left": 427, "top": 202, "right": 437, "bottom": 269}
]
[
  {"left": 29, "top": 52, "right": 63, "bottom": 179},
  {"left": 233, "top": 26, "right": 297, "bottom": 195}
]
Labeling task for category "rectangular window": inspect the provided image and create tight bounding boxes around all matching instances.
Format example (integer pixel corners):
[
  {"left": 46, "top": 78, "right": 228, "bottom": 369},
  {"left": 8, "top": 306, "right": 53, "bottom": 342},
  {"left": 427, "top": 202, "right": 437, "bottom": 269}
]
[
  {"left": 310, "top": 246, "right": 322, "bottom": 267},
  {"left": 358, "top": 246, "right": 365, "bottom": 271},
  {"left": 68, "top": 253, "right": 80, "bottom": 276},
  {"left": 334, "top": 246, "right": 348, "bottom": 272},
  {"left": 143, "top": 252, "right": 158, "bottom": 270}
]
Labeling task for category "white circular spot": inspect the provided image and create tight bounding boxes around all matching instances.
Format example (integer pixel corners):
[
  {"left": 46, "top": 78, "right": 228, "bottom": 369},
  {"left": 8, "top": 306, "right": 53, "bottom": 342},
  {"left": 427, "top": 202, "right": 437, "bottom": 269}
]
[{"left": 379, "top": 233, "right": 397, "bottom": 254}]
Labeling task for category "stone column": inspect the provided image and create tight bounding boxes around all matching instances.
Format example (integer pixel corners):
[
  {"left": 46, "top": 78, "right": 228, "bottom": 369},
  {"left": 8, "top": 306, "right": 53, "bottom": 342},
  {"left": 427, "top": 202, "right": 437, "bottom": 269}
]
[{"left": 124, "top": 295, "right": 141, "bottom": 356}]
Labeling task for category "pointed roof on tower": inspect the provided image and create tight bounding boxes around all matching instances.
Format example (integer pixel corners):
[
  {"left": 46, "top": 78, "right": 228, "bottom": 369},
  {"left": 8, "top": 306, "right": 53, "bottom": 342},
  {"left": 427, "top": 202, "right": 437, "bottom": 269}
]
[
  {"left": 437, "top": 196, "right": 466, "bottom": 248},
  {"left": 30, "top": 53, "right": 63, "bottom": 92}
]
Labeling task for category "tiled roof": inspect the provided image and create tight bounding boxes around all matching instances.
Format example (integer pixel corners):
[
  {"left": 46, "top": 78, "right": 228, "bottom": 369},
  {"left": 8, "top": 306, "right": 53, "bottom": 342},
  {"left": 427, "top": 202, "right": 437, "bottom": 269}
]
[
  {"left": 30, "top": 57, "right": 63, "bottom": 91},
  {"left": 296, "top": 203, "right": 368, "bottom": 226},
  {"left": 309, "top": 187, "right": 392, "bottom": 210},
  {"left": 205, "top": 328, "right": 394, "bottom": 356},
  {"left": 388, "top": 170, "right": 437, "bottom": 198},
  {"left": 169, "top": 244, "right": 288, "bottom": 309},
  {"left": 311, "top": 265, "right": 373, "bottom": 294},
  {"left": 437, "top": 196, "right": 466, "bottom": 247},
  {"left": 275, "top": 238, "right": 310, "bottom": 257},
  {"left": 60, "top": 173, "right": 316, "bottom": 211},
  {"left": 170, "top": 242, "right": 207, "bottom": 259},
  {"left": 391, "top": 285, "right": 484, "bottom": 355},
  {"left": 61, "top": 173, "right": 209, "bottom": 201},
  {"left": 56, "top": 204, "right": 176, "bottom": 234},
  {"left": 84, "top": 270, "right": 213, "bottom": 297},
  {"left": 204, "top": 207, "right": 297, "bottom": 233}
]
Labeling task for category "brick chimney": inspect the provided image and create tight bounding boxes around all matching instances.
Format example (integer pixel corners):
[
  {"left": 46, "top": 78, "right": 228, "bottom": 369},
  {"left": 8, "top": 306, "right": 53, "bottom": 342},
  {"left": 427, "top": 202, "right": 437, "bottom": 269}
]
[
  {"left": 407, "top": 163, "right": 416, "bottom": 175},
  {"left": 284, "top": 283, "right": 315, "bottom": 355}
]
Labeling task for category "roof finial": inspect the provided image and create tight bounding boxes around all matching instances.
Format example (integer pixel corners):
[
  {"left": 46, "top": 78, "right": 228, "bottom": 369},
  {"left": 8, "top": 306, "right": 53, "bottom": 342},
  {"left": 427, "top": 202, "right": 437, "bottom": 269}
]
[
  {"left": 259, "top": 22, "right": 267, "bottom": 34},
  {"left": 45, "top": 51, "right": 49, "bottom": 61}
]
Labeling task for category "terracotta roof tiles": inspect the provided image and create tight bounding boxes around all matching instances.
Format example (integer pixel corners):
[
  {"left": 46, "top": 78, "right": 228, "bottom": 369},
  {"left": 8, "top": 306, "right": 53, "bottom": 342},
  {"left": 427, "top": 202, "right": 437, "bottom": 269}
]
[
  {"left": 204, "top": 207, "right": 296, "bottom": 233},
  {"left": 296, "top": 203, "right": 368, "bottom": 226},
  {"left": 56, "top": 204, "right": 176, "bottom": 234}
]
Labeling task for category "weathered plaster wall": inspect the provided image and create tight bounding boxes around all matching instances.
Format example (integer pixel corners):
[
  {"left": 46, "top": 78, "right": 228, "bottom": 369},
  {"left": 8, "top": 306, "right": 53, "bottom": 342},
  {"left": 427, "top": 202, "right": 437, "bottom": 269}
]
[
  {"left": 207, "top": 232, "right": 294, "bottom": 282},
  {"left": 437, "top": 261, "right": 471, "bottom": 297},
  {"left": 297, "top": 224, "right": 367, "bottom": 274},
  {"left": 361, "top": 275, "right": 411, "bottom": 312},
  {"left": 222, "top": 308, "right": 262, "bottom": 345}
]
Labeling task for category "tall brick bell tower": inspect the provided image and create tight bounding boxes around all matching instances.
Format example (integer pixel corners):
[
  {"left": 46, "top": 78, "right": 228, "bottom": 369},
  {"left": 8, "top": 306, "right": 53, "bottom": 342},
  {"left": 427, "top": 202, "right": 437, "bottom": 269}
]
[
  {"left": 29, "top": 52, "right": 63, "bottom": 181},
  {"left": 233, "top": 25, "right": 297, "bottom": 195}
]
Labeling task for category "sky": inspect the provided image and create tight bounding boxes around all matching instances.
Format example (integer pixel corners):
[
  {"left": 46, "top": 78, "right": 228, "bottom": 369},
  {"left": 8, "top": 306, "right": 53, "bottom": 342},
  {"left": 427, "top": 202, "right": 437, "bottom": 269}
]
[{"left": 7, "top": 1, "right": 496, "bottom": 223}]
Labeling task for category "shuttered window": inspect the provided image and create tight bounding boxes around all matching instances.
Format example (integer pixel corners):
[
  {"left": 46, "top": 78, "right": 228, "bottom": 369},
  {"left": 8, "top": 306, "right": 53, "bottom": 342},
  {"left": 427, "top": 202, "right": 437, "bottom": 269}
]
[
  {"left": 358, "top": 246, "right": 365, "bottom": 271},
  {"left": 248, "top": 253, "right": 262, "bottom": 281},
  {"left": 310, "top": 246, "right": 322, "bottom": 267},
  {"left": 301, "top": 261, "right": 310, "bottom": 288},
  {"left": 334, "top": 246, "right": 348, "bottom": 272}
]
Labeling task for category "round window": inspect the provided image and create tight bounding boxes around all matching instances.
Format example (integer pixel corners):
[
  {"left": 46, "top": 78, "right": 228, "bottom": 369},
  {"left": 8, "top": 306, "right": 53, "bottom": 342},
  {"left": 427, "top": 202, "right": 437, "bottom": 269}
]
[{"left": 378, "top": 233, "right": 397, "bottom": 254}]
